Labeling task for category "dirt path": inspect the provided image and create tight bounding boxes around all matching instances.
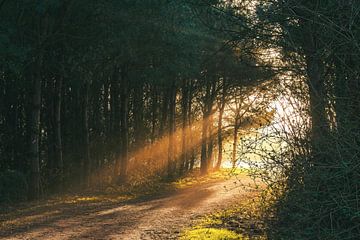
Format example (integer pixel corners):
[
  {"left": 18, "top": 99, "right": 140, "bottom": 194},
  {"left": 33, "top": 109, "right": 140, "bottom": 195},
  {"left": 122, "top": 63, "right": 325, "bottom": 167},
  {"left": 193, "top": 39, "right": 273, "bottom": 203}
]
[{"left": 1, "top": 175, "right": 259, "bottom": 240}]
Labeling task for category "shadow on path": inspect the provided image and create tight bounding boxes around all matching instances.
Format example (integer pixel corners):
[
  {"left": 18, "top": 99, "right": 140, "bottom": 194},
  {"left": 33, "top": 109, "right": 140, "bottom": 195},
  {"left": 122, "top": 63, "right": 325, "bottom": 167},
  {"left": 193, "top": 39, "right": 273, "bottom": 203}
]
[{"left": 0, "top": 175, "right": 256, "bottom": 240}]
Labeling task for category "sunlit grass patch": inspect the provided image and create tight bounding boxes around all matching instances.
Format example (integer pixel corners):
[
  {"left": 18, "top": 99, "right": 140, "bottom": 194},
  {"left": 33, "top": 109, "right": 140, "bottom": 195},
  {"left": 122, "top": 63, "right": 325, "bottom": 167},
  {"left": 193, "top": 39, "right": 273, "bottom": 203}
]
[
  {"left": 181, "top": 196, "right": 267, "bottom": 240},
  {"left": 180, "top": 228, "right": 245, "bottom": 240},
  {"left": 57, "top": 194, "right": 134, "bottom": 204},
  {"left": 174, "top": 168, "right": 248, "bottom": 189},
  {"left": 61, "top": 196, "right": 101, "bottom": 204}
]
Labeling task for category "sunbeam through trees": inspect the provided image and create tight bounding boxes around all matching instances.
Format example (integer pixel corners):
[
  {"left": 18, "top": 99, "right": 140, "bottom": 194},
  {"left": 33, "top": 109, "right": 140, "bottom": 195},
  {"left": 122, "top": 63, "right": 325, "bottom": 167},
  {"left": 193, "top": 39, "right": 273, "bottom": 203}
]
[{"left": 1, "top": 0, "right": 360, "bottom": 239}]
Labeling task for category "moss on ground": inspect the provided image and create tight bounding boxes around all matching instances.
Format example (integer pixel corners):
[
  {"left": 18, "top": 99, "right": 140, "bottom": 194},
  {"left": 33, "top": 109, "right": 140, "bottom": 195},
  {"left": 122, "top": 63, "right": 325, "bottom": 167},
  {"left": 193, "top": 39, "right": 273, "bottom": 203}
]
[
  {"left": 181, "top": 197, "right": 267, "bottom": 240},
  {"left": 180, "top": 228, "right": 245, "bottom": 240}
]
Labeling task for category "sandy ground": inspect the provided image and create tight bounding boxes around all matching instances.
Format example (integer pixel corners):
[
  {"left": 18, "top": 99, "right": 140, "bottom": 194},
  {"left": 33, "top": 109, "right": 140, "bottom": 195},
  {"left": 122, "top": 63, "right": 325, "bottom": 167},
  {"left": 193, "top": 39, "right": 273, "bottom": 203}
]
[{"left": 0, "top": 175, "right": 259, "bottom": 240}]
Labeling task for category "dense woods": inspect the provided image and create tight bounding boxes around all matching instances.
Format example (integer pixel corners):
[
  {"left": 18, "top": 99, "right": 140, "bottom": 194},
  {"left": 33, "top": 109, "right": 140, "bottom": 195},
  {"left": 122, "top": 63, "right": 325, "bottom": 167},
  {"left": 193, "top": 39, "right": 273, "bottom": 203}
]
[
  {"left": 0, "top": 0, "right": 271, "bottom": 199},
  {"left": 1, "top": 0, "right": 360, "bottom": 239}
]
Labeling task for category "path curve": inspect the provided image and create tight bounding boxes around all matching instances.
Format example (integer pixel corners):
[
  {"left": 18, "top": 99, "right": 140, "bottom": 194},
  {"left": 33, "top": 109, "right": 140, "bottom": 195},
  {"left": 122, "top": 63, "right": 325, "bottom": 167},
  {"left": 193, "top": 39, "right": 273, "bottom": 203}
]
[{"left": 1, "top": 175, "right": 258, "bottom": 240}]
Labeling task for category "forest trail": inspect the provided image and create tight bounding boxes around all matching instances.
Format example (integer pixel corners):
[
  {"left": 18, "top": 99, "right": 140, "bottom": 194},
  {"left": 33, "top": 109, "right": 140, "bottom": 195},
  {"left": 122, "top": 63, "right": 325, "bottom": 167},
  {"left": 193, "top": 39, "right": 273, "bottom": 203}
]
[{"left": 0, "top": 174, "right": 260, "bottom": 240}]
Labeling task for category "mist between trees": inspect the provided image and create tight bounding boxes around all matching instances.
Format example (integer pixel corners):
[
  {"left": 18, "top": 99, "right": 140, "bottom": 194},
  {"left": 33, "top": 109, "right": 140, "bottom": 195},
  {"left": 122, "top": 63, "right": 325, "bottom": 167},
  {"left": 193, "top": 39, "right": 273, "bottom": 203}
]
[{"left": 1, "top": 0, "right": 360, "bottom": 239}]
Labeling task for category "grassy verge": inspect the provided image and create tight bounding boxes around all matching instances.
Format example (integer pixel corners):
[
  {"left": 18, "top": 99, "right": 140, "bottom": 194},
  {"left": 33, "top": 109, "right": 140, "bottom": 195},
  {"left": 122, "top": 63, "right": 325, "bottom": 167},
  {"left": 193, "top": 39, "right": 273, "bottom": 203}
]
[
  {"left": 173, "top": 168, "right": 246, "bottom": 189},
  {"left": 180, "top": 196, "right": 267, "bottom": 240}
]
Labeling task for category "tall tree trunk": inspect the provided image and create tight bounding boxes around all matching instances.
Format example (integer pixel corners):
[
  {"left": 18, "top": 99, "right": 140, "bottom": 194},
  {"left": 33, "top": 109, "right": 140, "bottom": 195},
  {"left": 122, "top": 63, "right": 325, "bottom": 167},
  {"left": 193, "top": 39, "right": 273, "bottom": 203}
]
[
  {"left": 92, "top": 78, "right": 103, "bottom": 171},
  {"left": 46, "top": 81, "right": 55, "bottom": 174},
  {"left": 187, "top": 80, "right": 195, "bottom": 171},
  {"left": 305, "top": 52, "right": 328, "bottom": 153},
  {"left": 299, "top": 18, "right": 329, "bottom": 156},
  {"left": 200, "top": 83, "right": 211, "bottom": 175},
  {"left": 111, "top": 67, "right": 121, "bottom": 179},
  {"left": 160, "top": 88, "right": 169, "bottom": 170},
  {"left": 150, "top": 85, "right": 158, "bottom": 143},
  {"left": 167, "top": 84, "right": 176, "bottom": 178},
  {"left": 232, "top": 117, "right": 239, "bottom": 168},
  {"left": 53, "top": 0, "right": 68, "bottom": 190},
  {"left": 103, "top": 79, "right": 110, "bottom": 165},
  {"left": 159, "top": 88, "right": 169, "bottom": 136},
  {"left": 180, "top": 79, "right": 188, "bottom": 175},
  {"left": 82, "top": 80, "right": 91, "bottom": 187},
  {"left": 29, "top": 60, "right": 42, "bottom": 200},
  {"left": 133, "top": 81, "right": 145, "bottom": 149},
  {"left": 216, "top": 84, "right": 226, "bottom": 170},
  {"left": 200, "top": 80, "right": 216, "bottom": 175},
  {"left": 200, "top": 114, "right": 208, "bottom": 175},
  {"left": 207, "top": 113, "right": 214, "bottom": 170},
  {"left": 54, "top": 76, "right": 63, "bottom": 190},
  {"left": 119, "top": 68, "right": 129, "bottom": 182}
]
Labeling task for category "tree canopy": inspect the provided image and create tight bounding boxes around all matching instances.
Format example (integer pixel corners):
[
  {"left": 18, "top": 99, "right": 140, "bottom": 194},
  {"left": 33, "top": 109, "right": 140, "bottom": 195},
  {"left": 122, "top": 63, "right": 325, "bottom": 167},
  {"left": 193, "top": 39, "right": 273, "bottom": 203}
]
[{"left": 1, "top": 0, "right": 360, "bottom": 239}]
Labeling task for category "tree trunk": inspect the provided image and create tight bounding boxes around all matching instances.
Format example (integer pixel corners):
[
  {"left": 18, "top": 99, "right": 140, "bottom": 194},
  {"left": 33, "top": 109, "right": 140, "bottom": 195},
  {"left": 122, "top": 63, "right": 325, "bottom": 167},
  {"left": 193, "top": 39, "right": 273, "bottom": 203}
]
[
  {"left": 92, "top": 78, "right": 103, "bottom": 171},
  {"left": 180, "top": 79, "right": 188, "bottom": 175},
  {"left": 232, "top": 117, "right": 239, "bottom": 168},
  {"left": 46, "top": 81, "right": 55, "bottom": 175},
  {"left": 167, "top": 84, "right": 176, "bottom": 178},
  {"left": 200, "top": 83, "right": 211, "bottom": 175},
  {"left": 160, "top": 88, "right": 169, "bottom": 136},
  {"left": 207, "top": 113, "right": 214, "bottom": 170},
  {"left": 82, "top": 80, "right": 91, "bottom": 187},
  {"left": 133, "top": 81, "right": 145, "bottom": 149},
  {"left": 29, "top": 61, "right": 42, "bottom": 200},
  {"left": 111, "top": 67, "right": 121, "bottom": 179},
  {"left": 187, "top": 80, "right": 195, "bottom": 171},
  {"left": 216, "top": 80, "right": 226, "bottom": 170},
  {"left": 102, "top": 80, "right": 110, "bottom": 166},
  {"left": 200, "top": 113, "right": 208, "bottom": 175},
  {"left": 54, "top": 76, "right": 63, "bottom": 190},
  {"left": 300, "top": 18, "right": 329, "bottom": 156},
  {"left": 305, "top": 53, "right": 328, "bottom": 153},
  {"left": 150, "top": 85, "right": 158, "bottom": 143},
  {"left": 119, "top": 68, "right": 129, "bottom": 182},
  {"left": 160, "top": 88, "right": 169, "bottom": 170}
]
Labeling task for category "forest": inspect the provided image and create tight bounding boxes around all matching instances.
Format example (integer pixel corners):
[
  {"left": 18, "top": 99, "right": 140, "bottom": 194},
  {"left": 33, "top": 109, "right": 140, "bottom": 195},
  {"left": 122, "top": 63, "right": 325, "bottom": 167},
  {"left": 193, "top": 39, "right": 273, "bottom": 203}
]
[{"left": 1, "top": 0, "right": 360, "bottom": 239}]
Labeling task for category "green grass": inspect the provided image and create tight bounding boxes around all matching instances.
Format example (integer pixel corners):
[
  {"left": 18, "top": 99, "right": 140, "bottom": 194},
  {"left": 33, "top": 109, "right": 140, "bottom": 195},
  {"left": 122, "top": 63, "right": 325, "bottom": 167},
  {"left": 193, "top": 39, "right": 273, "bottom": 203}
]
[
  {"left": 173, "top": 168, "right": 247, "bottom": 189},
  {"left": 180, "top": 196, "right": 267, "bottom": 240},
  {"left": 180, "top": 228, "right": 246, "bottom": 240}
]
